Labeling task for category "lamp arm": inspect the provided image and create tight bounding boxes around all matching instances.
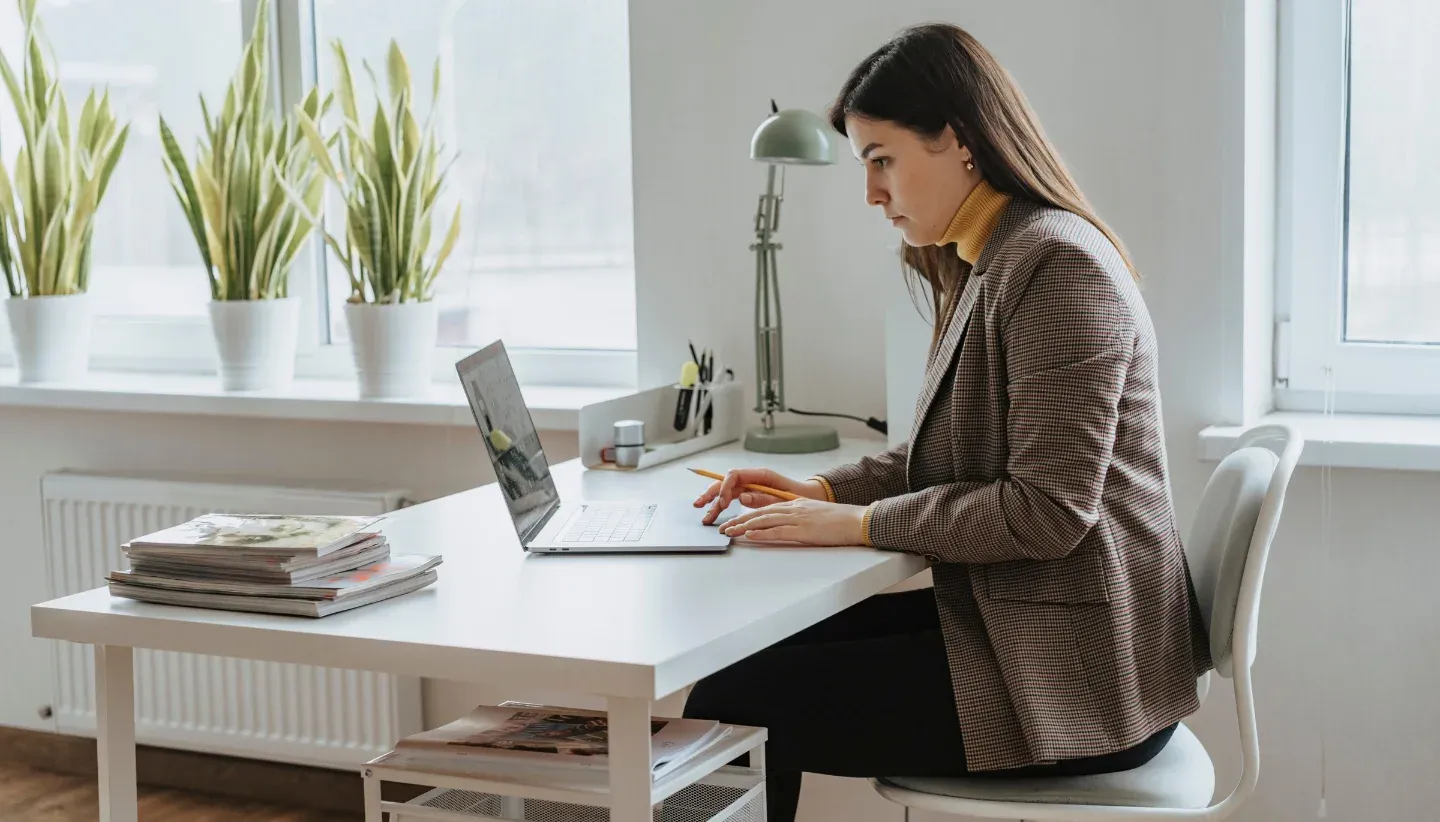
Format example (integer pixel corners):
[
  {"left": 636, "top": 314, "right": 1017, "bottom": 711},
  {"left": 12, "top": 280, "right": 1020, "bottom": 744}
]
[
  {"left": 769, "top": 242, "right": 785, "bottom": 412},
  {"left": 754, "top": 224, "right": 768, "bottom": 422},
  {"left": 752, "top": 163, "right": 784, "bottom": 429}
]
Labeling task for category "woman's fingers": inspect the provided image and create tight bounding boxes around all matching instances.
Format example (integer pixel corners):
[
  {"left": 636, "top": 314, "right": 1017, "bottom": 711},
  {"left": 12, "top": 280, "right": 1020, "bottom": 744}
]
[
  {"left": 704, "top": 491, "right": 781, "bottom": 525},
  {"left": 702, "top": 496, "right": 724, "bottom": 524},
  {"left": 716, "top": 508, "right": 760, "bottom": 532},
  {"left": 738, "top": 492, "right": 785, "bottom": 508},
  {"left": 732, "top": 525, "right": 802, "bottom": 543},
  {"left": 693, "top": 480, "right": 722, "bottom": 508},
  {"left": 706, "top": 475, "right": 741, "bottom": 522},
  {"left": 721, "top": 509, "right": 790, "bottom": 536},
  {"left": 699, "top": 469, "right": 799, "bottom": 523},
  {"left": 726, "top": 469, "right": 788, "bottom": 503},
  {"left": 709, "top": 471, "right": 748, "bottom": 519},
  {"left": 703, "top": 477, "right": 746, "bottom": 524}
]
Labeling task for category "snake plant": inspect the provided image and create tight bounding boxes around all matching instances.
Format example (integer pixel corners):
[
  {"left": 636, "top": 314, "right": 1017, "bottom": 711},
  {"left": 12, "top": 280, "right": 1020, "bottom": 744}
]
[
  {"left": 0, "top": 0, "right": 130, "bottom": 298},
  {"left": 159, "top": 0, "right": 329, "bottom": 301},
  {"left": 286, "top": 39, "right": 461, "bottom": 304}
]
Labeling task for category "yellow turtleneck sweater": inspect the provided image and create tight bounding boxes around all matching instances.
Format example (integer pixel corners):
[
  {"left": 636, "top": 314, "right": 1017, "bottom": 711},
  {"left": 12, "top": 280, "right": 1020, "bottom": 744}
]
[{"left": 937, "top": 179, "right": 1011, "bottom": 264}]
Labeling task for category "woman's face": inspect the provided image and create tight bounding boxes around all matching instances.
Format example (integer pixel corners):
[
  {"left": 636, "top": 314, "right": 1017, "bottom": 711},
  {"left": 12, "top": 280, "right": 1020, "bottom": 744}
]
[{"left": 845, "top": 116, "right": 980, "bottom": 247}]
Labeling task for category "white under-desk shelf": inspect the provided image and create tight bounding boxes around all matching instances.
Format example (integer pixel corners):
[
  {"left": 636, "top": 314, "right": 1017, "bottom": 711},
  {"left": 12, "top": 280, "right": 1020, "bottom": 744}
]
[{"left": 363, "top": 724, "right": 767, "bottom": 822}]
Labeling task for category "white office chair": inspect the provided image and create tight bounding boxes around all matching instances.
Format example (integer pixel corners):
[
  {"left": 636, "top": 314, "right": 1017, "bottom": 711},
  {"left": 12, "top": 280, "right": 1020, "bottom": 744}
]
[{"left": 871, "top": 423, "right": 1304, "bottom": 822}]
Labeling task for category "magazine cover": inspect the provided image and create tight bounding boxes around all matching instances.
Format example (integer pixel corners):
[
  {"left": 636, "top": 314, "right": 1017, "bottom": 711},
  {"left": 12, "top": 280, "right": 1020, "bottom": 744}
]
[
  {"left": 126, "top": 534, "right": 390, "bottom": 572},
  {"left": 128, "top": 514, "right": 382, "bottom": 555},
  {"left": 395, "top": 705, "right": 726, "bottom": 777},
  {"left": 447, "top": 711, "right": 666, "bottom": 756}
]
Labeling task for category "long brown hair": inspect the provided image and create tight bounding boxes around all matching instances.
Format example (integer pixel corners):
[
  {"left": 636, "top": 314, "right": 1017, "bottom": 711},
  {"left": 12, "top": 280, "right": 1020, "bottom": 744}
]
[{"left": 829, "top": 23, "right": 1140, "bottom": 351}]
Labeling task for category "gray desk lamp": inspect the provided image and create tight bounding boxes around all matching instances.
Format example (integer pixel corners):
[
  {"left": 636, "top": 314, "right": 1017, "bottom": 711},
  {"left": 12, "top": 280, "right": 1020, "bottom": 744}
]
[{"left": 745, "top": 101, "right": 842, "bottom": 454}]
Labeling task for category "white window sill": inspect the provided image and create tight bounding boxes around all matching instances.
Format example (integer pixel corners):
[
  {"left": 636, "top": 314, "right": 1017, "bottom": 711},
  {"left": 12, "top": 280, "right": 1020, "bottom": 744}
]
[
  {"left": 1199, "top": 411, "right": 1440, "bottom": 472},
  {"left": 0, "top": 368, "right": 634, "bottom": 431}
]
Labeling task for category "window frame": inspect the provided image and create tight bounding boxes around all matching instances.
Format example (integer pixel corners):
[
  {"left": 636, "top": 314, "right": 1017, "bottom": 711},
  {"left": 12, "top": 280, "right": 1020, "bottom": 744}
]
[
  {"left": 0, "top": 0, "right": 638, "bottom": 390},
  {"left": 1278, "top": 0, "right": 1440, "bottom": 415}
]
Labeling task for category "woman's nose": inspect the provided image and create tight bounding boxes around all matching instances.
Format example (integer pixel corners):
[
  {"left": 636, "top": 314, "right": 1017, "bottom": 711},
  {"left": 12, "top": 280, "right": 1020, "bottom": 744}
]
[{"left": 866, "top": 180, "right": 888, "bottom": 207}]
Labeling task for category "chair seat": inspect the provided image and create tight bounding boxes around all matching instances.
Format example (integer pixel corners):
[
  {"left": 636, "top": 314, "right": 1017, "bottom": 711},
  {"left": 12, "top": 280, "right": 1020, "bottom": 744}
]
[{"left": 874, "top": 723, "right": 1214, "bottom": 813}]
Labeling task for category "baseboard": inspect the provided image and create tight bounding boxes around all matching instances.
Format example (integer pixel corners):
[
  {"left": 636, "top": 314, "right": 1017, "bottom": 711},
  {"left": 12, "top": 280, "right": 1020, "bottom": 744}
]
[{"left": 0, "top": 726, "right": 424, "bottom": 813}]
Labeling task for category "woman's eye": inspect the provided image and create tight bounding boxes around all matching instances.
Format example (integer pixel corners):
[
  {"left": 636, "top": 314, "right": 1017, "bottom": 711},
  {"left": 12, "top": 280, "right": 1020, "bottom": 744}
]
[{"left": 870, "top": 157, "right": 889, "bottom": 169}]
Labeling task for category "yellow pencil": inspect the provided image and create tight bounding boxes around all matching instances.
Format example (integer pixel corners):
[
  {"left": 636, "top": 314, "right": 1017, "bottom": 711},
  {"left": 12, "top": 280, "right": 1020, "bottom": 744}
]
[{"left": 688, "top": 467, "right": 801, "bottom": 501}]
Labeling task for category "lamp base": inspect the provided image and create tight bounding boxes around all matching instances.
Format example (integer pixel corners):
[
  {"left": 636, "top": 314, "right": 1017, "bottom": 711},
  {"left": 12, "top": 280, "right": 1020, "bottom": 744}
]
[{"left": 743, "top": 422, "right": 841, "bottom": 454}]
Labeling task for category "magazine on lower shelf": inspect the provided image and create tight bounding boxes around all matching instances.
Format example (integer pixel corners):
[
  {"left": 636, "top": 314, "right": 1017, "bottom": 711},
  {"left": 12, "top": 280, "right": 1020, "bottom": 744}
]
[{"left": 390, "top": 705, "right": 730, "bottom": 781}]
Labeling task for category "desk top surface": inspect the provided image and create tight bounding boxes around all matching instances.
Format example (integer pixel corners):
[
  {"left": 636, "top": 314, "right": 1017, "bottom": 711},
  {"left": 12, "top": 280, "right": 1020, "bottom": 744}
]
[{"left": 31, "top": 438, "right": 925, "bottom": 699}]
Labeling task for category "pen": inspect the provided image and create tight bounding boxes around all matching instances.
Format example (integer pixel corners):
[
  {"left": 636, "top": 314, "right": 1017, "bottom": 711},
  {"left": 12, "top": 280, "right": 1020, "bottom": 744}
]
[
  {"left": 693, "top": 349, "right": 709, "bottom": 437},
  {"left": 689, "top": 377, "right": 717, "bottom": 438},
  {"left": 694, "top": 350, "right": 714, "bottom": 435},
  {"left": 687, "top": 468, "right": 802, "bottom": 501},
  {"left": 701, "top": 351, "right": 716, "bottom": 434},
  {"left": 673, "top": 360, "right": 699, "bottom": 431}
]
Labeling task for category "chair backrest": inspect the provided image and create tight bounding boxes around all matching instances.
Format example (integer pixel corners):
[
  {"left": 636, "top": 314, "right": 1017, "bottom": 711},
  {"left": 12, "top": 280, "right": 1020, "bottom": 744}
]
[
  {"left": 1187, "top": 423, "right": 1302, "bottom": 678},
  {"left": 1183, "top": 423, "right": 1302, "bottom": 819}
]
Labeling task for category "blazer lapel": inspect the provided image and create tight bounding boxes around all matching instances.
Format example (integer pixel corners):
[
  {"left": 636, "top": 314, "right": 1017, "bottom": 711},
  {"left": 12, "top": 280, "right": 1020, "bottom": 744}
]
[
  {"left": 910, "top": 273, "right": 982, "bottom": 442},
  {"left": 906, "top": 199, "right": 1043, "bottom": 446}
]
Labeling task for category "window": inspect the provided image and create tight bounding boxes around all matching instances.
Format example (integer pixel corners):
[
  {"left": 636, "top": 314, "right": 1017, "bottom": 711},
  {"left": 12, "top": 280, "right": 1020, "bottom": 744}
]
[
  {"left": 0, "top": 0, "right": 242, "bottom": 370},
  {"left": 312, "top": 0, "right": 636, "bottom": 354},
  {"left": 0, "top": 0, "right": 636, "bottom": 387},
  {"left": 1280, "top": 0, "right": 1440, "bottom": 412}
]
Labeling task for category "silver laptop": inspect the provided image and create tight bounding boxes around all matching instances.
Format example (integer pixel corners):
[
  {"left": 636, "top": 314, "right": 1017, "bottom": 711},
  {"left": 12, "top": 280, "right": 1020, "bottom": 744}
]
[{"left": 457, "top": 341, "right": 732, "bottom": 554}]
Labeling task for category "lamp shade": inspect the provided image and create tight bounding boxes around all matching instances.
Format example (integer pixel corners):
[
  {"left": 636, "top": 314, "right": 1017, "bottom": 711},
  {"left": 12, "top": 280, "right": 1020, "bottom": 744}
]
[{"left": 749, "top": 108, "right": 839, "bottom": 165}]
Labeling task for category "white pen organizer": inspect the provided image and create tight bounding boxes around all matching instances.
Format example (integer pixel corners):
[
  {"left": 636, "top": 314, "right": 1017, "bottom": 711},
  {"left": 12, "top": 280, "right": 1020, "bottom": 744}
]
[{"left": 580, "top": 380, "right": 743, "bottom": 471}]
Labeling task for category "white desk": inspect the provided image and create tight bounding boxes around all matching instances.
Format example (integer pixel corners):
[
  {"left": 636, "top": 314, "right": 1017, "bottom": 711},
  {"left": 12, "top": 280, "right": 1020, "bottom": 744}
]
[{"left": 31, "top": 438, "right": 926, "bottom": 822}]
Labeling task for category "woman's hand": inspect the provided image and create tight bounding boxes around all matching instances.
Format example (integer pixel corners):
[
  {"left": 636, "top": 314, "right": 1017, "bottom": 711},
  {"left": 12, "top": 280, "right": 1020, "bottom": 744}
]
[
  {"left": 693, "top": 468, "right": 828, "bottom": 525},
  {"left": 717, "top": 498, "right": 870, "bottom": 546}
]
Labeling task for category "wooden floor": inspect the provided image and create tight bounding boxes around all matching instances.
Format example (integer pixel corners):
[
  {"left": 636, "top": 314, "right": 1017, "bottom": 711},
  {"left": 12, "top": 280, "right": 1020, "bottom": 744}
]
[{"left": 0, "top": 761, "right": 359, "bottom": 821}]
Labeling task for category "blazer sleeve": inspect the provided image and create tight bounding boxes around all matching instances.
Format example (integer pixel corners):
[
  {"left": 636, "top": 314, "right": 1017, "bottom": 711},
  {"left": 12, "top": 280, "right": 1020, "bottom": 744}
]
[
  {"left": 811, "top": 442, "right": 910, "bottom": 506},
  {"left": 864, "top": 239, "right": 1135, "bottom": 563}
]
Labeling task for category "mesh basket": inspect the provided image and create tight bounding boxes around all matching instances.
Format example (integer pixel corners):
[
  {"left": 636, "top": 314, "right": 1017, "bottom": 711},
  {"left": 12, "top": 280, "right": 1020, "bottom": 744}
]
[
  {"left": 417, "top": 790, "right": 507, "bottom": 816},
  {"left": 407, "top": 780, "right": 764, "bottom": 822}
]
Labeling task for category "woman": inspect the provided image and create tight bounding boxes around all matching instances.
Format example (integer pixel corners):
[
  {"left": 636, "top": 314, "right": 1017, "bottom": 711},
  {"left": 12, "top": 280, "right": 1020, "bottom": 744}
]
[{"left": 686, "top": 22, "right": 1212, "bottom": 822}]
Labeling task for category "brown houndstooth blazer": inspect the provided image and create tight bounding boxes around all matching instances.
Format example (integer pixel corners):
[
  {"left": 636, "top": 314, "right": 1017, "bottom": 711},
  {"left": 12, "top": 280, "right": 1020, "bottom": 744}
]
[{"left": 817, "top": 199, "right": 1212, "bottom": 772}]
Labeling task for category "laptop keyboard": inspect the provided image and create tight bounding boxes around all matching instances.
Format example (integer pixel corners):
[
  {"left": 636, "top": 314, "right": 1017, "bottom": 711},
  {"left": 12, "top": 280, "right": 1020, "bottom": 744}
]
[{"left": 559, "top": 504, "right": 657, "bottom": 543}]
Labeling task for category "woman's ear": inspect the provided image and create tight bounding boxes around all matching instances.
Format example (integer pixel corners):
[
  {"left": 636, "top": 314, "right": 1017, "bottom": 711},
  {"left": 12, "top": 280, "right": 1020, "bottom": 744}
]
[
  {"left": 947, "top": 127, "right": 976, "bottom": 169},
  {"left": 947, "top": 122, "right": 969, "bottom": 149}
]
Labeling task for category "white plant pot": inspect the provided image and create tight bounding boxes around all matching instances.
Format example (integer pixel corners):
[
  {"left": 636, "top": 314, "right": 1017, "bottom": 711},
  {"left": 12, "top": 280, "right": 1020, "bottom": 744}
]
[
  {"left": 208, "top": 298, "right": 300, "bottom": 391},
  {"left": 345, "top": 301, "right": 439, "bottom": 399},
  {"left": 5, "top": 292, "right": 92, "bottom": 383}
]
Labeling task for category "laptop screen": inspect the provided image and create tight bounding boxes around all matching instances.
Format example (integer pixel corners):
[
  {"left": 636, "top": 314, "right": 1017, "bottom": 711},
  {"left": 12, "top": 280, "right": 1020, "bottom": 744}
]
[{"left": 456, "top": 341, "right": 560, "bottom": 543}]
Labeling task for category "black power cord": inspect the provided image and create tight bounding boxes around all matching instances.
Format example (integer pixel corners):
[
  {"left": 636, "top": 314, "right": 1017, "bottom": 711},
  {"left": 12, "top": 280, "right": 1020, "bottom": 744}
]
[{"left": 786, "top": 407, "right": 888, "bottom": 436}]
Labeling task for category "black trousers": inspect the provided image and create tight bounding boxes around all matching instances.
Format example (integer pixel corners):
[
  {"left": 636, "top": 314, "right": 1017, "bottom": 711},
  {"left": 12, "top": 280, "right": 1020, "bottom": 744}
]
[{"left": 682, "top": 588, "right": 1176, "bottom": 822}]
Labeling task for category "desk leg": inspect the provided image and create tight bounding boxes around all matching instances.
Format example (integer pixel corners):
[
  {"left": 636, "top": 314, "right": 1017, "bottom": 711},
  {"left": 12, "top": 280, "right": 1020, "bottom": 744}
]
[
  {"left": 607, "top": 696, "right": 653, "bottom": 822},
  {"left": 362, "top": 767, "right": 382, "bottom": 822},
  {"left": 94, "top": 644, "right": 138, "bottom": 822}
]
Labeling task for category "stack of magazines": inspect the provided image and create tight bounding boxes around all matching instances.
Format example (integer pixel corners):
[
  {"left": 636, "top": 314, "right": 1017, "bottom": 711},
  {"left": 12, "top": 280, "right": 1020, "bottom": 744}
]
[
  {"left": 107, "top": 514, "right": 441, "bottom": 618},
  {"left": 374, "top": 703, "right": 731, "bottom": 782}
]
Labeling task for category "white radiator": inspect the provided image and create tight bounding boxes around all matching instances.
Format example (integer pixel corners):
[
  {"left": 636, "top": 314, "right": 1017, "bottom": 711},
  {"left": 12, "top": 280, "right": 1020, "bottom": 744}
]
[{"left": 41, "top": 469, "right": 424, "bottom": 768}]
